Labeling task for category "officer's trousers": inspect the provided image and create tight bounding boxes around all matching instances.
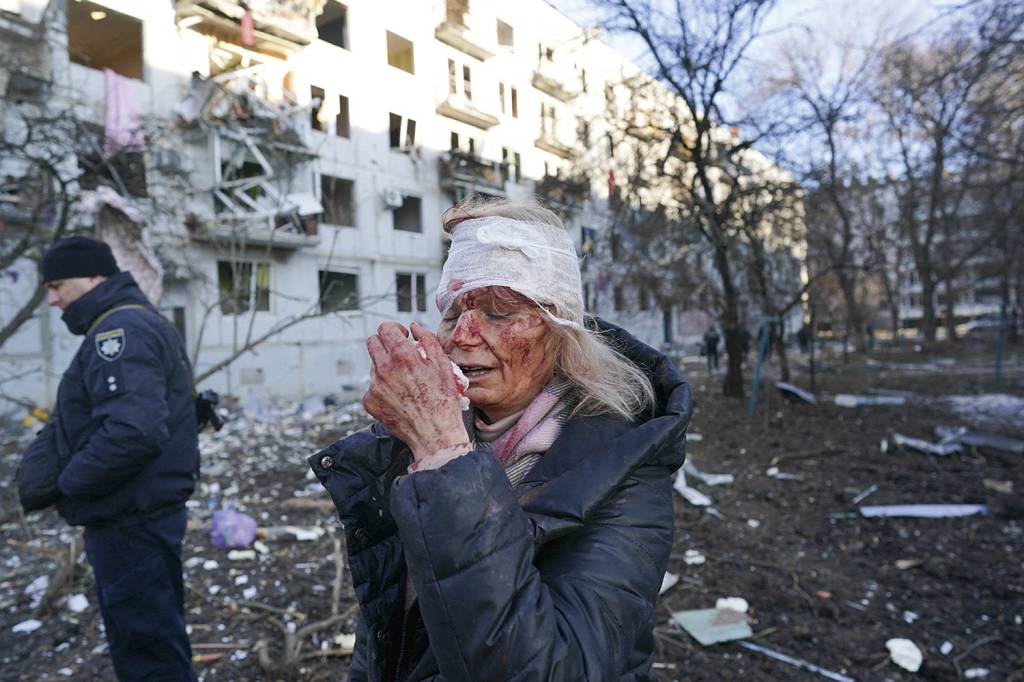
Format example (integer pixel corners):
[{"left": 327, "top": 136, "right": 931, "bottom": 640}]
[{"left": 84, "top": 508, "right": 197, "bottom": 682}]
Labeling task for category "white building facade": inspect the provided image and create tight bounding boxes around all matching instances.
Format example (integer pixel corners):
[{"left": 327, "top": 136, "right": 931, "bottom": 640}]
[{"left": 1, "top": 0, "right": 798, "bottom": 409}]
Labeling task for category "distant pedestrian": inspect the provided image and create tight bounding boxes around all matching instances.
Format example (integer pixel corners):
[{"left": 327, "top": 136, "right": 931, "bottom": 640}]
[
  {"left": 17, "top": 236, "right": 199, "bottom": 682},
  {"left": 703, "top": 326, "right": 720, "bottom": 372},
  {"left": 797, "top": 324, "right": 811, "bottom": 353}
]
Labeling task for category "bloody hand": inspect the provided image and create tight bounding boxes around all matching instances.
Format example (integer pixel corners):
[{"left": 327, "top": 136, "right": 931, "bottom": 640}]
[{"left": 364, "top": 322, "right": 470, "bottom": 461}]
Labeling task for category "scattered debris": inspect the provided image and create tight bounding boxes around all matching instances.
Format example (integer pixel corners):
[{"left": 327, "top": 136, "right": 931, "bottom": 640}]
[
  {"left": 685, "top": 432, "right": 704, "bottom": 442},
  {"left": 683, "top": 459, "right": 735, "bottom": 486},
  {"left": 212, "top": 509, "right": 258, "bottom": 550},
  {"left": 835, "top": 394, "right": 906, "bottom": 408},
  {"left": 673, "top": 469, "right": 712, "bottom": 507},
  {"left": 227, "top": 550, "right": 257, "bottom": 561},
  {"left": 943, "top": 394, "right": 1024, "bottom": 431},
  {"left": 934, "top": 426, "right": 1024, "bottom": 455},
  {"left": 715, "top": 597, "right": 748, "bottom": 613},
  {"left": 776, "top": 382, "right": 817, "bottom": 404},
  {"left": 683, "top": 549, "right": 706, "bottom": 565},
  {"left": 860, "top": 504, "right": 989, "bottom": 518},
  {"left": 965, "top": 668, "right": 990, "bottom": 678},
  {"left": 671, "top": 606, "right": 752, "bottom": 646},
  {"left": 940, "top": 641, "right": 954, "bottom": 655},
  {"left": 66, "top": 594, "right": 89, "bottom": 613},
  {"left": 660, "top": 572, "right": 679, "bottom": 595},
  {"left": 738, "top": 642, "right": 855, "bottom": 682},
  {"left": 982, "top": 479, "right": 1014, "bottom": 494},
  {"left": 766, "top": 466, "right": 802, "bottom": 480},
  {"left": 12, "top": 619, "right": 43, "bottom": 634},
  {"left": 851, "top": 484, "right": 879, "bottom": 504},
  {"left": 886, "top": 638, "right": 923, "bottom": 672},
  {"left": 892, "top": 432, "right": 962, "bottom": 456},
  {"left": 895, "top": 559, "right": 922, "bottom": 570},
  {"left": 746, "top": 519, "right": 761, "bottom": 529}
]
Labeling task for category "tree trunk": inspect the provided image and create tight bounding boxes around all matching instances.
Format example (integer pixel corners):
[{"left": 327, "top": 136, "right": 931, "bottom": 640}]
[
  {"left": 774, "top": 332, "right": 790, "bottom": 382},
  {"left": 942, "top": 278, "right": 958, "bottom": 342},
  {"left": 919, "top": 276, "right": 938, "bottom": 341},
  {"left": 836, "top": 270, "right": 866, "bottom": 352},
  {"left": 713, "top": 246, "right": 744, "bottom": 397}
]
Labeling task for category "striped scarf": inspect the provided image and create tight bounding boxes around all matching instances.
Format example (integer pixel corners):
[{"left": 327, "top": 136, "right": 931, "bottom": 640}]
[{"left": 475, "top": 379, "right": 576, "bottom": 487}]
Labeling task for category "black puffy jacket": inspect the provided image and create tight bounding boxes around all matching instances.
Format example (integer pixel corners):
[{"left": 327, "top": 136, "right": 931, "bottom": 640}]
[
  {"left": 49, "top": 272, "right": 198, "bottom": 527},
  {"left": 309, "top": 320, "right": 692, "bottom": 681}
]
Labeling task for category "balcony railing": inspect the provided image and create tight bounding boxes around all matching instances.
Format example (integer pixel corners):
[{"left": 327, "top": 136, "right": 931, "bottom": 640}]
[
  {"left": 436, "top": 94, "right": 499, "bottom": 130},
  {"left": 534, "top": 132, "right": 575, "bottom": 160},
  {"left": 439, "top": 151, "right": 506, "bottom": 196},
  {"left": 175, "top": 0, "right": 321, "bottom": 50},
  {"left": 532, "top": 60, "right": 580, "bottom": 102}
]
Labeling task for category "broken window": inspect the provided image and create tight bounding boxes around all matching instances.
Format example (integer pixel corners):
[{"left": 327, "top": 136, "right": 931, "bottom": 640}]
[
  {"left": 580, "top": 226, "right": 596, "bottom": 255},
  {"left": 317, "top": 2, "right": 349, "bottom": 49},
  {"left": 78, "top": 124, "right": 148, "bottom": 198},
  {"left": 446, "top": 0, "right": 469, "bottom": 27},
  {"left": 321, "top": 175, "right": 355, "bottom": 226},
  {"left": 336, "top": 95, "right": 350, "bottom": 137},
  {"left": 511, "top": 87, "right": 518, "bottom": 118},
  {"left": 389, "top": 113, "right": 416, "bottom": 148},
  {"left": 68, "top": 1, "right": 144, "bottom": 80},
  {"left": 610, "top": 232, "right": 622, "bottom": 261},
  {"left": 393, "top": 195, "right": 422, "bottom": 232},
  {"left": 499, "top": 82, "right": 506, "bottom": 113},
  {"left": 463, "top": 65, "right": 472, "bottom": 100},
  {"left": 450, "top": 131, "right": 460, "bottom": 150},
  {"left": 319, "top": 271, "right": 359, "bottom": 312},
  {"left": 310, "top": 85, "right": 326, "bottom": 131},
  {"left": 218, "top": 260, "right": 270, "bottom": 315},
  {"left": 396, "top": 272, "right": 427, "bottom": 312},
  {"left": 448, "top": 59, "right": 457, "bottom": 95},
  {"left": 497, "top": 19, "right": 514, "bottom": 47},
  {"left": 386, "top": 31, "right": 415, "bottom": 74}
]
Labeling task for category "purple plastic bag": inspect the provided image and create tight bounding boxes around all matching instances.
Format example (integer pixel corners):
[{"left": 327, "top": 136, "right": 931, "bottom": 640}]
[{"left": 211, "top": 509, "right": 258, "bottom": 549}]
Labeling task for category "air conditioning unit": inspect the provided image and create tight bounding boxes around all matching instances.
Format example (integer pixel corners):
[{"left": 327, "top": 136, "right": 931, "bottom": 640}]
[{"left": 381, "top": 188, "right": 405, "bottom": 209}]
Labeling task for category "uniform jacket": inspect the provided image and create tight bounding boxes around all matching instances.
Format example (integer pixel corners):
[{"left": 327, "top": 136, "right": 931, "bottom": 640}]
[
  {"left": 309, "top": 320, "right": 692, "bottom": 681},
  {"left": 50, "top": 271, "right": 198, "bottom": 527}
]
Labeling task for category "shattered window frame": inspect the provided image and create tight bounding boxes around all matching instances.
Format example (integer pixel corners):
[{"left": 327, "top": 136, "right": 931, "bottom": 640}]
[
  {"left": 310, "top": 85, "right": 326, "bottom": 131},
  {"left": 336, "top": 94, "right": 351, "bottom": 138},
  {"left": 317, "top": 1, "right": 350, "bottom": 50},
  {"left": 396, "top": 272, "right": 413, "bottom": 312},
  {"left": 320, "top": 175, "right": 355, "bottom": 227},
  {"left": 217, "top": 260, "right": 270, "bottom": 315},
  {"left": 393, "top": 195, "right": 422, "bottom": 233},
  {"left": 319, "top": 270, "right": 359, "bottom": 313}
]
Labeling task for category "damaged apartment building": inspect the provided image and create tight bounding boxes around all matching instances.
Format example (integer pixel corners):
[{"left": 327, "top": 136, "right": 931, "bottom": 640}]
[{"left": 0, "top": 0, "right": 805, "bottom": 407}]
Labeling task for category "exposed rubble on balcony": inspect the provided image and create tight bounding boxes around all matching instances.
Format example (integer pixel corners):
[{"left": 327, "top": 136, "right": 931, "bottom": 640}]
[
  {"left": 438, "top": 150, "right": 506, "bottom": 200},
  {"left": 175, "top": 0, "right": 328, "bottom": 53},
  {"left": 175, "top": 68, "right": 322, "bottom": 250}
]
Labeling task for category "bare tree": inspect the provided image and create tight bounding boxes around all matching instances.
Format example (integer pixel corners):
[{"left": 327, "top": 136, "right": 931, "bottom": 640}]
[{"left": 596, "top": 0, "right": 790, "bottom": 397}]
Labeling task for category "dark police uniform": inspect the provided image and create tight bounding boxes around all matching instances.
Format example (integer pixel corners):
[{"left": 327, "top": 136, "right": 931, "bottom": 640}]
[{"left": 52, "top": 271, "right": 198, "bottom": 681}]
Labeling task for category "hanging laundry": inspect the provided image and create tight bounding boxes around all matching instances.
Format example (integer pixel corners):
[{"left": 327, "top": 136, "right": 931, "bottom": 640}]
[{"left": 103, "top": 69, "right": 144, "bottom": 155}]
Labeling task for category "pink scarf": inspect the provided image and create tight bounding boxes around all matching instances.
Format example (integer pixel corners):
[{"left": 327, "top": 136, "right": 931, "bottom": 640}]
[{"left": 483, "top": 379, "right": 574, "bottom": 466}]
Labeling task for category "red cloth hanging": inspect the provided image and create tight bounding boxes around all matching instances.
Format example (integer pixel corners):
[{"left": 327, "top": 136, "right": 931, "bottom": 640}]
[{"left": 240, "top": 8, "right": 255, "bottom": 46}]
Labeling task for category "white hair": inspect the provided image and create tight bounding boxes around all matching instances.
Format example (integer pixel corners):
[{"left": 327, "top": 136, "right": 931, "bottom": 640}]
[{"left": 442, "top": 198, "right": 655, "bottom": 420}]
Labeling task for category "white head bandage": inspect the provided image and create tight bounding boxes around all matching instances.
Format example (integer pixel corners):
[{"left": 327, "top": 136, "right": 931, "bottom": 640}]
[{"left": 436, "top": 216, "right": 585, "bottom": 328}]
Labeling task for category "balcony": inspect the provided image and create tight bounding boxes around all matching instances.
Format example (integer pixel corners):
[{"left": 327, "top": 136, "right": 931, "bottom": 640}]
[
  {"left": 174, "top": 0, "right": 321, "bottom": 52},
  {"left": 436, "top": 94, "right": 499, "bottom": 130},
  {"left": 534, "top": 132, "right": 575, "bottom": 160},
  {"left": 532, "top": 61, "right": 580, "bottom": 102},
  {"left": 536, "top": 174, "right": 589, "bottom": 209},
  {"left": 438, "top": 151, "right": 506, "bottom": 197},
  {"left": 435, "top": 21, "right": 495, "bottom": 61}
]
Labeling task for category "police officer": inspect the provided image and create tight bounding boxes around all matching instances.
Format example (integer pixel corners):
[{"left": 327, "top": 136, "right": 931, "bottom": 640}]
[{"left": 34, "top": 235, "right": 198, "bottom": 681}]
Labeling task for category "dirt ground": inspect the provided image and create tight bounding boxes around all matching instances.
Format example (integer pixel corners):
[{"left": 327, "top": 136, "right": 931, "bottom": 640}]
[{"left": 1, "top": 342, "right": 1022, "bottom": 681}]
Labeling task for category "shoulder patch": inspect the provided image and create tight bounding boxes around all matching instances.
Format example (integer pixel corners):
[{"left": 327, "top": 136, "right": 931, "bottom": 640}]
[{"left": 95, "top": 328, "right": 126, "bottom": 361}]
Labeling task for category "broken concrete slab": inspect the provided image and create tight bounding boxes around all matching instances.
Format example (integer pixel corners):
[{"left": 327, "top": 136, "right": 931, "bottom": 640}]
[
  {"left": 683, "top": 459, "right": 735, "bottom": 486},
  {"left": 776, "top": 382, "right": 817, "bottom": 405},
  {"left": 892, "top": 432, "right": 962, "bottom": 456},
  {"left": 886, "top": 638, "right": 923, "bottom": 672},
  {"left": 671, "top": 607, "right": 751, "bottom": 646},
  {"left": 859, "top": 504, "right": 989, "bottom": 518}
]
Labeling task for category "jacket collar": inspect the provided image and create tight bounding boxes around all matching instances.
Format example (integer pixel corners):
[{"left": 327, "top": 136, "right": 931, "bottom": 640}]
[
  {"left": 516, "top": 318, "right": 693, "bottom": 544},
  {"left": 61, "top": 271, "right": 150, "bottom": 335}
]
